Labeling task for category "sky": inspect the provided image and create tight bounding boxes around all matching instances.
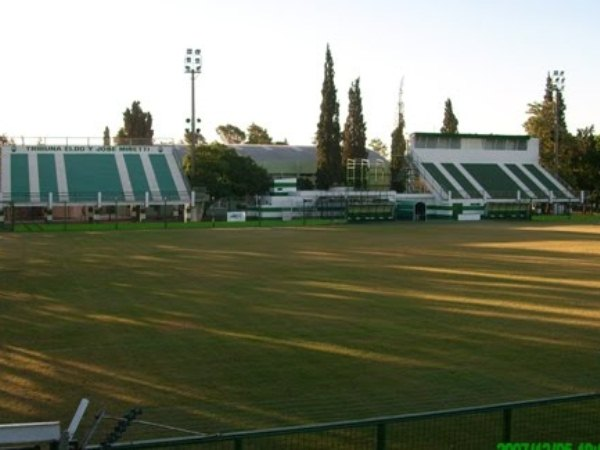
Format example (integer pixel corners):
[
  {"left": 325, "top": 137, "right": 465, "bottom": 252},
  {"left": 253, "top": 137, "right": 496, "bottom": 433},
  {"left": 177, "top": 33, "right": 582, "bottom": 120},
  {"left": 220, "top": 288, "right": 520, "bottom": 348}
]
[{"left": 2, "top": 0, "right": 599, "bottom": 147}]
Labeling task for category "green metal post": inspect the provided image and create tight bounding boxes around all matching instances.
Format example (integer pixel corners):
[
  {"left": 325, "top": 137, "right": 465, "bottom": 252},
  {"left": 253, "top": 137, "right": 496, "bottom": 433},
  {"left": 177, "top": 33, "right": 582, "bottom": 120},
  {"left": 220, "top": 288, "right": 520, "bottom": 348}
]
[
  {"left": 303, "top": 200, "right": 306, "bottom": 226},
  {"left": 115, "top": 199, "right": 119, "bottom": 230},
  {"left": 10, "top": 201, "right": 15, "bottom": 232},
  {"left": 376, "top": 423, "right": 387, "bottom": 450},
  {"left": 502, "top": 408, "right": 512, "bottom": 442},
  {"left": 164, "top": 198, "right": 168, "bottom": 229},
  {"left": 234, "top": 438, "right": 243, "bottom": 450}
]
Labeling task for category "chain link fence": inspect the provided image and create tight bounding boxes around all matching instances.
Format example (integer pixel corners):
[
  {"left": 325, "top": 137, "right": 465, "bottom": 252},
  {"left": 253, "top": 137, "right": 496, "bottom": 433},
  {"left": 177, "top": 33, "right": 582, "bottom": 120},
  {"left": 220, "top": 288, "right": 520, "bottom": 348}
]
[{"left": 77, "top": 393, "right": 600, "bottom": 450}]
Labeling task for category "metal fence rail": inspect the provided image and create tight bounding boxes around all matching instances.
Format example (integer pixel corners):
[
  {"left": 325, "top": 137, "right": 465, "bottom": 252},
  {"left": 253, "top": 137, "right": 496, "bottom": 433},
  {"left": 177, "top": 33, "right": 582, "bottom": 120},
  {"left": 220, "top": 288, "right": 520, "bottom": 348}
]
[{"left": 84, "top": 393, "right": 600, "bottom": 450}]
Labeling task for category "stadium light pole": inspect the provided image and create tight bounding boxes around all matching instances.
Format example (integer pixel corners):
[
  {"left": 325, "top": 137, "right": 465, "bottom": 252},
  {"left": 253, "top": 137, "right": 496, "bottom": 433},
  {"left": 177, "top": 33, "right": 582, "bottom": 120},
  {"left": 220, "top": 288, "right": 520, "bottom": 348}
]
[
  {"left": 185, "top": 48, "right": 202, "bottom": 182},
  {"left": 551, "top": 70, "right": 565, "bottom": 171}
]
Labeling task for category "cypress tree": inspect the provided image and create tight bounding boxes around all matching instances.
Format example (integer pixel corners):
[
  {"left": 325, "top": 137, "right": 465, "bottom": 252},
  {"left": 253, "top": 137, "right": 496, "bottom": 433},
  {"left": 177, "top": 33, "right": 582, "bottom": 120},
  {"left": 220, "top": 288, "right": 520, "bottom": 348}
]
[
  {"left": 440, "top": 98, "right": 459, "bottom": 134},
  {"left": 342, "top": 78, "right": 367, "bottom": 179},
  {"left": 524, "top": 73, "right": 570, "bottom": 172},
  {"left": 544, "top": 73, "right": 554, "bottom": 103},
  {"left": 103, "top": 126, "right": 111, "bottom": 146},
  {"left": 315, "top": 45, "right": 341, "bottom": 189},
  {"left": 390, "top": 86, "right": 407, "bottom": 192}
]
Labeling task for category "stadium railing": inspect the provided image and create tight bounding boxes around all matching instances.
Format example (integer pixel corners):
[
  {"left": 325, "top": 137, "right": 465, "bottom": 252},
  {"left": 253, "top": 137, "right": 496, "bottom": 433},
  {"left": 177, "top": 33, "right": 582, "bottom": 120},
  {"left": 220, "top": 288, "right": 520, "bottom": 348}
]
[{"left": 82, "top": 392, "right": 600, "bottom": 450}]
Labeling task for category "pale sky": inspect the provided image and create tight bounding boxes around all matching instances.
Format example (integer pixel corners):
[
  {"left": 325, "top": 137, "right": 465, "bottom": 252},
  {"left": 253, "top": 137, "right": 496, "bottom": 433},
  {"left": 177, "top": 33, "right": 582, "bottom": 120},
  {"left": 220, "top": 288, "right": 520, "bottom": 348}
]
[{"left": 2, "top": 0, "right": 599, "bottom": 147}]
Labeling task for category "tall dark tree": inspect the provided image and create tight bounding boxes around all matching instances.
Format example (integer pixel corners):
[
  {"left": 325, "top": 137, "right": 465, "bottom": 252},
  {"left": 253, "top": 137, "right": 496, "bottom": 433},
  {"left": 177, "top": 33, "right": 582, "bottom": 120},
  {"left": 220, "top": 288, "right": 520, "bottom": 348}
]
[
  {"left": 246, "top": 123, "right": 273, "bottom": 144},
  {"left": 115, "top": 101, "right": 154, "bottom": 145},
  {"left": 440, "top": 98, "right": 459, "bottom": 134},
  {"left": 103, "top": 126, "right": 111, "bottom": 146},
  {"left": 524, "top": 73, "right": 569, "bottom": 173},
  {"left": 216, "top": 124, "right": 246, "bottom": 144},
  {"left": 315, "top": 44, "right": 342, "bottom": 189},
  {"left": 390, "top": 85, "right": 407, "bottom": 192},
  {"left": 342, "top": 78, "right": 367, "bottom": 165}
]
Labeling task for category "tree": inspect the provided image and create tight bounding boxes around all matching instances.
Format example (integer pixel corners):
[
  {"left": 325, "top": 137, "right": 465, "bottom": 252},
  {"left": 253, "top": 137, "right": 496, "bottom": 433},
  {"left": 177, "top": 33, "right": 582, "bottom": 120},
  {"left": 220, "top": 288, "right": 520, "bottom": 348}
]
[
  {"left": 185, "top": 143, "right": 272, "bottom": 212},
  {"left": 568, "top": 126, "right": 598, "bottom": 192},
  {"left": 296, "top": 176, "right": 315, "bottom": 190},
  {"left": 115, "top": 101, "right": 154, "bottom": 145},
  {"left": 216, "top": 124, "right": 246, "bottom": 144},
  {"left": 315, "top": 44, "right": 342, "bottom": 189},
  {"left": 524, "top": 73, "right": 569, "bottom": 173},
  {"left": 0, "top": 134, "right": 8, "bottom": 146},
  {"left": 184, "top": 130, "right": 207, "bottom": 147},
  {"left": 103, "top": 126, "right": 111, "bottom": 146},
  {"left": 342, "top": 78, "right": 367, "bottom": 165},
  {"left": 390, "top": 84, "right": 407, "bottom": 192},
  {"left": 369, "top": 138, "right": 388, "bottom": 159},
  {"left": 440, "top": 98, "right": 459, "bottom": 134},
  {"left": 246, "top": 123, "right": 273, "bottom": 144}
]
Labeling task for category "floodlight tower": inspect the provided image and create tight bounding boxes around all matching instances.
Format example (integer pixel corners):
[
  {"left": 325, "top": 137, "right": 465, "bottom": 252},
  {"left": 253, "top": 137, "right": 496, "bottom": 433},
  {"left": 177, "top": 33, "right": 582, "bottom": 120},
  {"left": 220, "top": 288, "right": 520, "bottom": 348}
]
[
  {"left": 551, "top": 70, "right": 565, "bottom": 171},
  {"left": 185, "top": 48, "right": 202, "bottom": 179}
]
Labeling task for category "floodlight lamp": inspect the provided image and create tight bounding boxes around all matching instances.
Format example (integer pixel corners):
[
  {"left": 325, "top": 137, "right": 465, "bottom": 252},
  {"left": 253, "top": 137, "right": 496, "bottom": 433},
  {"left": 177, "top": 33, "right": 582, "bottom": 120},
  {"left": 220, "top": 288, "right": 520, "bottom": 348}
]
[
  {"left": 194, "top": 49, "right": 201, "bottom": 55},
  {"left": 552, "top": 69, "right": 565, "bottom": 91},
  {"left": 186, "top": 49, "right": 192, "bottom": 55}
]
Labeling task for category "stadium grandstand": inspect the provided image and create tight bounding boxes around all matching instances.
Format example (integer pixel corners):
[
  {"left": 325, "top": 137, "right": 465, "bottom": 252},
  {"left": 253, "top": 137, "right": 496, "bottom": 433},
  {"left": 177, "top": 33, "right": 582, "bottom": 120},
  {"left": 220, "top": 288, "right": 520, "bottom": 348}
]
[
  {"left": 402, "top": 132, "right": 578, "bottom": 220},
  {"left": 0, "top": 134, "right": 578, "bottom": 225},
  {"left": 0, "top": 143, "right": 192, "bottom": 223}
]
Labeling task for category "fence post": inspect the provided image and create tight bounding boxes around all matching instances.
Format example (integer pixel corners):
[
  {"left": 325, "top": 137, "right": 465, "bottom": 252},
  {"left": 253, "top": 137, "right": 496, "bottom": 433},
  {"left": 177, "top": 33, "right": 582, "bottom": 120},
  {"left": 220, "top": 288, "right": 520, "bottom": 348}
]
[
  {"left": 164, "top": 198, "right": 168, "bottom": 229},
  {"left": 502, "top": 408, "right": 512, "bottom": 442},
  {"left": 376, "top": 423, "right": 387, "bottom": 450},
  {"left": 303, "top": 199, "right": 306, "bottom": 226},
  {"left": 10, "top": 201, "right": 15, "bottom": 232},
  {"left": 234, "top": 438, "right": 243, "bottom": 450}
]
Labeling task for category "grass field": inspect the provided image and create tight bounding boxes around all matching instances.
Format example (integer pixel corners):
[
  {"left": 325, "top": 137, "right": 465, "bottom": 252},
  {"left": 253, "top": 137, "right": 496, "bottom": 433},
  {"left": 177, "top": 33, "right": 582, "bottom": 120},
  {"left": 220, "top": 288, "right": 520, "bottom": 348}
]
[{"left": 1, "top": 221, "right": 599, "bottom": 440}]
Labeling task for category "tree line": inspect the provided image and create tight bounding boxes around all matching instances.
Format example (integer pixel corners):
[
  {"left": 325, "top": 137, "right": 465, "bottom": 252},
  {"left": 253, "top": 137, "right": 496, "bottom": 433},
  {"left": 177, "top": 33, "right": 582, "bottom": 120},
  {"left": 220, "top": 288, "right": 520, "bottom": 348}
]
[
  {"left": 315, "top": 45, "right": 460, "bottom": 192},
  {"left": 4, "top": 45, "right": 597, "bottom": 206},
  {"left": 524, "top": 74, "right": 600, "bottom": 205}
]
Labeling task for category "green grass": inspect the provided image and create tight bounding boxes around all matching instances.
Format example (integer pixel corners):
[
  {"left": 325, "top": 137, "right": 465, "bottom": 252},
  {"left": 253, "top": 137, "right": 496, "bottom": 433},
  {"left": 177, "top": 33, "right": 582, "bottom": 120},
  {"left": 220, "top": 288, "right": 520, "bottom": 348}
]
[
  {"left": 6, "top": 217, "right": 344, "bottom": 233},
  {"left": 0, "top": 221, "right": 599, "bottom": 442},
  {"left": 532, "top": 212, "right": 600, "bottom": 223}
]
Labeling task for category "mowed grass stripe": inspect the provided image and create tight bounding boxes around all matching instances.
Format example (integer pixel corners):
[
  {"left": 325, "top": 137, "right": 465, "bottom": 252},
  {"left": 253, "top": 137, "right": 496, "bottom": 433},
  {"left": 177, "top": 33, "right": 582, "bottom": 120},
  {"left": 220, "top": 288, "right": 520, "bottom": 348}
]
[{"left": 0, "top": 222, "right": 599, "bottom": 436}]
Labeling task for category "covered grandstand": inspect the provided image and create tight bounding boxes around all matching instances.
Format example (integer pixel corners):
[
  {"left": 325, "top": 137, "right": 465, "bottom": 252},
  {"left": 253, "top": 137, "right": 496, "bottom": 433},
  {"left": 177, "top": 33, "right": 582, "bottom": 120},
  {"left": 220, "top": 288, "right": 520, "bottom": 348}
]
[
  {"left": 230, "top": 144, "right": 388, "bottom": 182},
  {"left": 406, "top": 132, "right": 578, "bottom": 219}
]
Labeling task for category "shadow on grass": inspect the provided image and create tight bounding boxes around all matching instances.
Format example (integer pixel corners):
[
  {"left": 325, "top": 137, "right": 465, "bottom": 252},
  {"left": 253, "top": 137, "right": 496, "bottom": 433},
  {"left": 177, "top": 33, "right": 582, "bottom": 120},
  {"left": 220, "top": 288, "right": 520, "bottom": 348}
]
[{"left": 0, "top": 221, "right": 599, "bottom": 436}]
